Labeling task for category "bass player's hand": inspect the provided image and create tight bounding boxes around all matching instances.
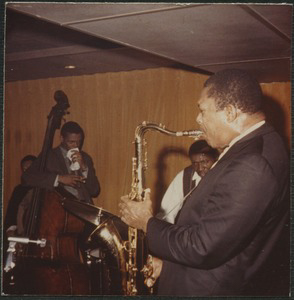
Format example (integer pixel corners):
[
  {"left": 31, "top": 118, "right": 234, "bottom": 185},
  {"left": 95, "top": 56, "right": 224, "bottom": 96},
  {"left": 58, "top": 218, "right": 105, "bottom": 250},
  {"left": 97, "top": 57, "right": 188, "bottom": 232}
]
[{"left": 58, "top": 174, "right": 86, "bottom": 187}]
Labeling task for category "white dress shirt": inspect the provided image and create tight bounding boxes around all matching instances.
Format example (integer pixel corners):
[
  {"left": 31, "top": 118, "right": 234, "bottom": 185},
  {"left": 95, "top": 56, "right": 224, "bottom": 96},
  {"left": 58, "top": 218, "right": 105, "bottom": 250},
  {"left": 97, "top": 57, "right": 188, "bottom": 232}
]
[{"left": 157, "top": 169, "right": 201, "bottom": 223}]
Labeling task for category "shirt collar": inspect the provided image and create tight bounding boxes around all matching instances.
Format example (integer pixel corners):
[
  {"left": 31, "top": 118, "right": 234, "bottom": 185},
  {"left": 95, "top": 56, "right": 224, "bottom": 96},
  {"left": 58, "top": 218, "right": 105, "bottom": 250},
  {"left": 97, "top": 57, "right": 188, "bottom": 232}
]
[
  {"left": 212, "top": 120, "right": 265, "bottom": 166},
  {"left": 226, "top": 120, "right": 265, "bottom": 150},
  {"left": 192, "top": 171, "right": 201, "bottom": 181}
]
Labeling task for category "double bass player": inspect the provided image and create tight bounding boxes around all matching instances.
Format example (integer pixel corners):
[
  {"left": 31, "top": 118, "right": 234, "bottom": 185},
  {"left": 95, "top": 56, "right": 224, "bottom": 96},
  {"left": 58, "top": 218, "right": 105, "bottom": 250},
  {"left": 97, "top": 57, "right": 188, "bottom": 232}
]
[
  {"left": 22, "top": 121, "right": 100, "bottom": 204},
  {"left": 4, "top": 92, "right": 102, "bottom": 295}
]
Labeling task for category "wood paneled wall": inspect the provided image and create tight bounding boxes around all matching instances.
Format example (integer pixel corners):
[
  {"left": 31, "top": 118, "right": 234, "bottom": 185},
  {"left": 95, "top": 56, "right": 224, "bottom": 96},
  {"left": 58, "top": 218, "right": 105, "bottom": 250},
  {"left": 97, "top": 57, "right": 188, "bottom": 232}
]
[
  {"left": 261, "top": 82, "right": 291, "bottom": 150},
  {"left": 3, "top": 68, "right": 291, "bottom": 218}
]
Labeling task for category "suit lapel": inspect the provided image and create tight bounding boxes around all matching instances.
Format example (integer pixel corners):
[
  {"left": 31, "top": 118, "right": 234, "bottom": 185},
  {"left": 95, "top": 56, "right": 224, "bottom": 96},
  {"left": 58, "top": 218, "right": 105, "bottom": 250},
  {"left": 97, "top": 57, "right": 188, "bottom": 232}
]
[{"left": 53, "top": 147, "right": 69, "bottom": 174}]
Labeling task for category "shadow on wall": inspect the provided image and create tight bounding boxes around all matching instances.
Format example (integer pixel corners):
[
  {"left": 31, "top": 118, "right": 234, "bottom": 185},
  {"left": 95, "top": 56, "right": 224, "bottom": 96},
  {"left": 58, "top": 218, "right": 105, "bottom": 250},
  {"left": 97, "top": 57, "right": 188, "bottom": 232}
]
[
  {"left": 153, "top": 146, "right": 188, "bottom": 214},
  {"left": 262, "top": 95, "right": 289, "bottom": 152}
]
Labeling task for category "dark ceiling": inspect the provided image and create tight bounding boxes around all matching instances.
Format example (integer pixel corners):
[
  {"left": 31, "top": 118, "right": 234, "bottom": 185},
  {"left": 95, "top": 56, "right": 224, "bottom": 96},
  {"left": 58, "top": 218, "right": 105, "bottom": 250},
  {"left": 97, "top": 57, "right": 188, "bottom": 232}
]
[{"left": 5, "top": 3, "right": 292, "bottom": 83}]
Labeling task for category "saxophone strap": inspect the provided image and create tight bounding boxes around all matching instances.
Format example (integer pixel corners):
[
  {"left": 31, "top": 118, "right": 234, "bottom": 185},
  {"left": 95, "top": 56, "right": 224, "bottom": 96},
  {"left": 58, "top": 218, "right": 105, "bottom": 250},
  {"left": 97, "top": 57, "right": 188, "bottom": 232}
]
[{"left": 160, "top": 184, "right": 198, "bottom": 223}]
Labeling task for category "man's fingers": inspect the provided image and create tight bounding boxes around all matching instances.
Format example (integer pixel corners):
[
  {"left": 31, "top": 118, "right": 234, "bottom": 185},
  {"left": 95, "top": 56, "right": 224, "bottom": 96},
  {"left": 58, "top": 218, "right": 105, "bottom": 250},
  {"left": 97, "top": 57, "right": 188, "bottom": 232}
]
[
  {"left": 145, "top": 277, "right": 156, "bottom": 288},
  {"left": 119, "top": 201, "right": 130, "bottom": 217}
]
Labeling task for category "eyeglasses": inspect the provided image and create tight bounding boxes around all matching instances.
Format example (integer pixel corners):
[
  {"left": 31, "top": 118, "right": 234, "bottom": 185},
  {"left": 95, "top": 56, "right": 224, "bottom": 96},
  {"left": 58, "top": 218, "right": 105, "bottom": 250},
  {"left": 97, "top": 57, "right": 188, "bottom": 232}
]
[{"left": 191, "top": 154, "right": 214, "bottom": 168}]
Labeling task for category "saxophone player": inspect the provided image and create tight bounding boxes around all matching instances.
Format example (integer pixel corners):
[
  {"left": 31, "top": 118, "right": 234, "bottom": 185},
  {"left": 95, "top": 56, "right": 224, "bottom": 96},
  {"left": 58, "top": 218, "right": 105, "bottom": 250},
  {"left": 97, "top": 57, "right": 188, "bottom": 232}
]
[{"left": 120, "top": 69, "right": 289, "bottom": 296}]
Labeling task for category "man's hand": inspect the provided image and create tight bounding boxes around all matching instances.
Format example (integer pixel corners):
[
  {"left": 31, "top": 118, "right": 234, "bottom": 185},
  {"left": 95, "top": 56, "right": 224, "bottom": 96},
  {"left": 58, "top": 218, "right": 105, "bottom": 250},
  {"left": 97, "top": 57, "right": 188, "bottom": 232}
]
[
  {"left": 119, "top": 189, "right": 153, "bottom": 232},
  {"left": 145, "top": 256, "right": 163, "bottom": 288},
  {"left": 58, "top": 174, "right": 86, "bottom": 187},
  {"left": 70, "top": 150, "right": 87, "bottom": 170}
]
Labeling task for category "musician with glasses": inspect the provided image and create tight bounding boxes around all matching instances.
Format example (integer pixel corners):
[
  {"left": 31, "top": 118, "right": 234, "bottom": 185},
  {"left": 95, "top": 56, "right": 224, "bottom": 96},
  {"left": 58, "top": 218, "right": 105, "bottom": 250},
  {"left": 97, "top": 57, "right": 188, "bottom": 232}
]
[
  {"left": 120, "top": 69, "right": 289, "bottom": 296},
  {"left": 157, "top": 140, "right": 218, "bottom": 223}
]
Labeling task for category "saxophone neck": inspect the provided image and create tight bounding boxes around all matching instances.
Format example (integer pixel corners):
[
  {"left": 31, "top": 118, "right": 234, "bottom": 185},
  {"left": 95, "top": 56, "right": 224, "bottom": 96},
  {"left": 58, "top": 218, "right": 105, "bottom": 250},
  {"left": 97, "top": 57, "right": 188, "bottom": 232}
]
[
  {"left": 135, "top": 121, "right": 203, "bottom": 140},
  {"left": 131, "top": 121, "right": 204, "bottom": 201}
]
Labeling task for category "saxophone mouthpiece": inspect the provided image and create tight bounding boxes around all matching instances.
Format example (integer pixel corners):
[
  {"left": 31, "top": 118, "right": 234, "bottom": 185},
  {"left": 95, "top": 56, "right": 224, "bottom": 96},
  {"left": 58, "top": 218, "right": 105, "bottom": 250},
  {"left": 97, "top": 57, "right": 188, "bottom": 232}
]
[{"left": 176, "top": 130, "right": 204, "bottom": 138}]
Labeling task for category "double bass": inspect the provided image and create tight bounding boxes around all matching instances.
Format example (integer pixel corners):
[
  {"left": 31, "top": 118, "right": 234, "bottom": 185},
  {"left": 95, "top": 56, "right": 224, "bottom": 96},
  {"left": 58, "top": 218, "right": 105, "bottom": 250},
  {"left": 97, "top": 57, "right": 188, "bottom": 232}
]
[{"left": 4, "top": 91, "right": 92, "bottom": 295}]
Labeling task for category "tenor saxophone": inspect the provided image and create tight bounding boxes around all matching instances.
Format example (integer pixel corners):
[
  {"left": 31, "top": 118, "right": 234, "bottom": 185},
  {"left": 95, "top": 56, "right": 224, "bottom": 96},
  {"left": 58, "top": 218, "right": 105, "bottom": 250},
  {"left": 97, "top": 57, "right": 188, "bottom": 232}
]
[{"left": 126, "top": 121, "right": 203, "bottom": 295}]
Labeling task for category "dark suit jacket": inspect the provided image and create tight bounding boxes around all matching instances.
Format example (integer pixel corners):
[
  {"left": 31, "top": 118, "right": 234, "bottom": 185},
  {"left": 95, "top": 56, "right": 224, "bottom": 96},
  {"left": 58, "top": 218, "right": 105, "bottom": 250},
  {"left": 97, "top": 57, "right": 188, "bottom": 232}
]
[
  {"left": 22, "top": 146, "right": 100, "bottom": 204},
  {"left": 147, "top": 123, "right": 289, "bottom": 296}
]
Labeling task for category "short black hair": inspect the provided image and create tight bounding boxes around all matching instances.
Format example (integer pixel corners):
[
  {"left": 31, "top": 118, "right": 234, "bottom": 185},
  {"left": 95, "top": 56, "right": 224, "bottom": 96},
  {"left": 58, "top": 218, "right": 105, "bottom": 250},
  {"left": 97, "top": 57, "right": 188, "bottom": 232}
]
[
  {"left": 204, "top": 69, "right": 263, "bottom": 114},
  {"left": 189, "top": 140, "right": 219, "bottom": 160},
  {"left": 60, "top": 121, "right": 84, "bottom": 141},
  {"left": 20, "top": 155, "right": 37, "bottom": 166}
]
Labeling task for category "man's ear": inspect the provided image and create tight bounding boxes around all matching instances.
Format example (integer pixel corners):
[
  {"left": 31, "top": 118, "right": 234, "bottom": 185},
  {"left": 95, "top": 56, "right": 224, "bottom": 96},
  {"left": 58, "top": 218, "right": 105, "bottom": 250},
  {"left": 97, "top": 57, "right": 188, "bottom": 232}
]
[{"left": 224, "top": 105, "right": 238, "bottom": 123}]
